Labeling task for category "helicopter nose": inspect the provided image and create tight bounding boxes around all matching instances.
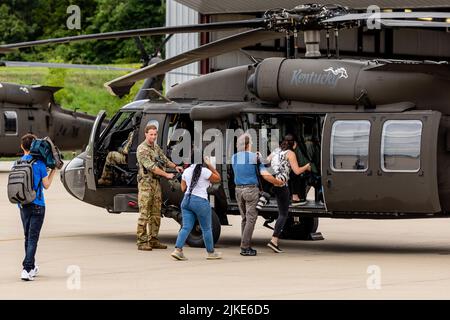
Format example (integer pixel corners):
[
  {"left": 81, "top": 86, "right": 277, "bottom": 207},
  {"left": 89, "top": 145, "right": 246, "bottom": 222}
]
[{"left": 61, "top": 156, "right": 86, "bottom": 200}]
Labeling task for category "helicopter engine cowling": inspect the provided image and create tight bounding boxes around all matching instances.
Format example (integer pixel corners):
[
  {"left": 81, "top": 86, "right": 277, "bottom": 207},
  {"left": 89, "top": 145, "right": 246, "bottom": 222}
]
[
  {"left": 0, "top": 82, "right": 58, "bottom": 105},
  {"left": 247, "top": 58, "right": 364, "bottom": 104},
  {"left": 247, "top": 58, "right": 450, "bottom": 111}
]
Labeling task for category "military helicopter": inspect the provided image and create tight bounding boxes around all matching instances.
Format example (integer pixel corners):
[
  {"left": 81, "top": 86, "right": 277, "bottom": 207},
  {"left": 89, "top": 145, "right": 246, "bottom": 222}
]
[
  {"left": 0, "top": 40, "right": 167, "bottom": 157},
  {"left": 0, "top": 80, "right": 107, "bottom": 157},
  {"left": 2, "top": 3, "right": 450, "bottom": 247}
]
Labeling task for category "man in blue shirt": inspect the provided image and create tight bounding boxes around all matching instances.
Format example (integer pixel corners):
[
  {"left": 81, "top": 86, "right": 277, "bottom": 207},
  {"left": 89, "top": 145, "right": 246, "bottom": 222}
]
[
  {"left": 18, "top": 134, "right": 57, "bottom": 281},
  {"left": 231, "top": 134, "right": 283, "bottom": 256}
]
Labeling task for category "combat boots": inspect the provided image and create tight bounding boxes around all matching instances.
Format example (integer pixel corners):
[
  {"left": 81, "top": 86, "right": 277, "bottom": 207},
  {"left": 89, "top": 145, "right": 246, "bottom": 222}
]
[
  {"left": 98, "top": 178, "right": 112, "bottom": 186},
  {"left": 149, "top": 239, "right": 167, "bottom": 249},
  {"left": 137, "top": 243, "right": 152, "bottom": 251}
]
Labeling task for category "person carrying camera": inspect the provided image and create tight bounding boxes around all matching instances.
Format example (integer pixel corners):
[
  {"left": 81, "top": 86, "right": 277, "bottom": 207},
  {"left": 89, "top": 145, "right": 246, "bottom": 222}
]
[
  {"left": 16, "top": 134, "right": 58, "bottom": 281},
  {"left": 136, "top": 123, "right": 183, "bottom": 251},
  {"left": 231, "top": 134, "right": 284, "bottom": 256}
]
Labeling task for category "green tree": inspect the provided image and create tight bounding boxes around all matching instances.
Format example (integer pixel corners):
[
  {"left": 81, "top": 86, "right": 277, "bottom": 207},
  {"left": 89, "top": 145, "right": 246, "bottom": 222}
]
[
  {"left": 81, "top": 0, "right": 166, "bottom": 64},
  {"left": 0, "top": 4, "right": 30, "bottom": 43},
  {"left": 1, "top": 0, "right": 165, "bottom": 64}
]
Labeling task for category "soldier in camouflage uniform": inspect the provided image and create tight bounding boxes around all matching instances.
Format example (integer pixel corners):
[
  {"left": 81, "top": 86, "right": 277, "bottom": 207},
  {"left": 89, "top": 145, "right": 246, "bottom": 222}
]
[
  {"left": 136, "top": 123, "right": 183, "bottom": 251},
  {"left": 98, "top": 131, "right": 134, "bottom": 185}
]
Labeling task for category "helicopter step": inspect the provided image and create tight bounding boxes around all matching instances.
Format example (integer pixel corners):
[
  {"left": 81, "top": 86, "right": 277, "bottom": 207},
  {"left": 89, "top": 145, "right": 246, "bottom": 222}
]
[
  {"left": 112, "top": 193, "right": 139, "bottom": 213},
  {"left": 228, "top": 199, "right": 327, "bottom": 216}
]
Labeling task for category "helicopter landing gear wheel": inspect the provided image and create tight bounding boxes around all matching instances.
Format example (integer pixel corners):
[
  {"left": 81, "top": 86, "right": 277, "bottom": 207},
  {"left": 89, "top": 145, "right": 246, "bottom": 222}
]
[
  {"left": 280, "top": 217, "right": 322, "bottom": 240},
  {"left": 175, "top": 208, "right": 221, "bottom": 248}
]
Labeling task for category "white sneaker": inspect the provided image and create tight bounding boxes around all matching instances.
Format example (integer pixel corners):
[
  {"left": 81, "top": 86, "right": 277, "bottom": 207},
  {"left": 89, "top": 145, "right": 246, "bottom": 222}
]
[
  {"left": 206, "top": 251, "right": 222, "bottom": 260},
  {"left": 21, "top": 269, "right": 34, "bottom": 281},
  {"left": 171, "top": 249, "right": 188, "bottom": 261},
  {"left": 29, "top": 265, "right": 39, "bottom": 278}
]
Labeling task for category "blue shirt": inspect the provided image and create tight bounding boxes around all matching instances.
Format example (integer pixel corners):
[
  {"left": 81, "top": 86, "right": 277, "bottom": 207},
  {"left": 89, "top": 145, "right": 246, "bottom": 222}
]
[
  {"left": 231, "top": 151, "right": 266, "bottom": 186},
  {"left": 21, "top": 155, "right": 48, "bottom": 207}
]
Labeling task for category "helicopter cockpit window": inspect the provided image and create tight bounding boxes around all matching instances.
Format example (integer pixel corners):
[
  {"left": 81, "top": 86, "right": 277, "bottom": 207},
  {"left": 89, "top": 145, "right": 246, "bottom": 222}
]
[
  {"left": 381, "top": 120, "right": 422, "bottom": 172},
  {"left": 331, "top": 120, "right": 370, "bottom": 172},
  {"left": 4, "top": 111, "right": 18, "bottom": 135},
  {"left": 111, "top": 112, "right": 135, "bottom": 132}
]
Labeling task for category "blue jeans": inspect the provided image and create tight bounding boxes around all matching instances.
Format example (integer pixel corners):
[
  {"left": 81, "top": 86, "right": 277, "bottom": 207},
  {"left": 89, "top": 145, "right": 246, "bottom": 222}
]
[
  {"left": 20, "top": 204, "right": 45, "bottom": 272},
  {"left": 175, "top": 195, "right": 214, "bottom": 253}
]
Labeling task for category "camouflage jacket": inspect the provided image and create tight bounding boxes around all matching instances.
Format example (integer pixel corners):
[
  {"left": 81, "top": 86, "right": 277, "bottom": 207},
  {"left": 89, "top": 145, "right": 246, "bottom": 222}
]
[
  {"left": 119, "top": 131, "right": 134, "bottom": 155},
  {"left": 137, "top": 140, "right": 170, "bottom": 182}
]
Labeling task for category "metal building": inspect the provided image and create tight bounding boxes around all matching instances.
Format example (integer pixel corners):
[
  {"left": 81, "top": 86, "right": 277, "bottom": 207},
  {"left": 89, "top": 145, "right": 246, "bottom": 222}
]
[
  {"left": 165, "top": 0, "right": 199, "bottom": 89},
  {"left": 166, "top": 0, "right": 450, "bottom": 85}
]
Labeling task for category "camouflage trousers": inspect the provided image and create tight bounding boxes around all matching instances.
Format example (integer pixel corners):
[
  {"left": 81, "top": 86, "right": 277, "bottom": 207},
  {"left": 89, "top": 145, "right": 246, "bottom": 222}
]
[
  {"left": 98, "top": 151, "right": 126, "bottom": 185},
  {"left": 137, "top": 178, "right": 162, "bottom": 245}
]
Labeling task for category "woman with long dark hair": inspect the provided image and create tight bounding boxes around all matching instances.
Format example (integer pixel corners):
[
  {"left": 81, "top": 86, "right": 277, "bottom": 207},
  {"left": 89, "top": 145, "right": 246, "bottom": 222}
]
[
  {"left": 171, "top": 156, "right": 222, "bottom": 260},
  {"left": 266, "top": 134, "right": 311, "bottom": 253}
]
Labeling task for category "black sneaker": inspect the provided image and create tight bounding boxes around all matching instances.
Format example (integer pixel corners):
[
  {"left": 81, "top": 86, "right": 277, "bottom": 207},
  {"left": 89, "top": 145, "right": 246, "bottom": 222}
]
[
  {"left": 267, "top": 241, "right": 284, "bottom": 253},
  {"left": 240, "top": 247, "right": 257, "bottom": 256}
]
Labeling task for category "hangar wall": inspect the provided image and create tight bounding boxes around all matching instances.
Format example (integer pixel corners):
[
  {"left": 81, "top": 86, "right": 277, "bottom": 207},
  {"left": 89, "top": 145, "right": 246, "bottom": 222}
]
[
  {"left": 167, "top": 0, "right": 450, "bottom": 83},
  {"left": 165, "top": 0, "right": 200, "bottom": 89}
]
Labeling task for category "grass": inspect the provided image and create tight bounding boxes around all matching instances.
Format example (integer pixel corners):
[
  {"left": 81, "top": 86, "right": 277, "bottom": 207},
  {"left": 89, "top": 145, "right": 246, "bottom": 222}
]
[{"left": 0, "top": 65, "right": 145, "bottom": 117}]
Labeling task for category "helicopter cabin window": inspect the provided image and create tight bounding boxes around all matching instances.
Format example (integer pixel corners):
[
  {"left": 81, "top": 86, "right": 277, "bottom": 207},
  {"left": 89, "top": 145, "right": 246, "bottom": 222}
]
[
  {"left": 246, "top": 114, "right": 281, "bottom": 154},
  {"left": 4, "top": 111, "right": 18, "bottom": 135},
  {"left": 331, "top": 120, "right": 370, "bottom": 172},
  {"left": 381, "top": 120, "right": 422, "bottom": 172}
]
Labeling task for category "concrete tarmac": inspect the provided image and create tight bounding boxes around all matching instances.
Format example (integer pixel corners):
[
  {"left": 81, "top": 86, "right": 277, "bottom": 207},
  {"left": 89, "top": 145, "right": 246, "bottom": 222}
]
[{"left": 1, "top": 170, "right": 450, "bottom": 299}]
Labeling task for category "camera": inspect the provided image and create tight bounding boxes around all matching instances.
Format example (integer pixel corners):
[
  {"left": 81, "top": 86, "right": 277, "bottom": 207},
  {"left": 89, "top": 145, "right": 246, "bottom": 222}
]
[{"left": 256, "top": 191, "right": 271, "bottom": 210}]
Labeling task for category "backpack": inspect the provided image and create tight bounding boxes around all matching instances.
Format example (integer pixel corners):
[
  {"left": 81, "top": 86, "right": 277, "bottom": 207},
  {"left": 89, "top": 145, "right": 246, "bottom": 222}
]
[
  {"left": 7, "top": 159, "right": 40, "bottom": 205},
  {"left": 30, "top": 137, "right": 63, "bottom": 169}
]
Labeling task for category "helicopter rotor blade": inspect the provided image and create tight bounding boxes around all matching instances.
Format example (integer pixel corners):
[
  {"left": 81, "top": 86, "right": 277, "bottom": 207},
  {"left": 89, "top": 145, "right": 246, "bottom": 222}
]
[
  {"left": 380, "top": 19, "right": 450, "bottom": 28},
  {"left": 323, "top": 12, "right": 450, "bottom": 23},
  {"left": 104, "top": 28, "right": 283, "bottom": 97},
  {"left": 0, "top": 60, "right": 136, "bottom": 71},
  {"left": 0, "top": 19, "right": 266, "bottom": 52}
]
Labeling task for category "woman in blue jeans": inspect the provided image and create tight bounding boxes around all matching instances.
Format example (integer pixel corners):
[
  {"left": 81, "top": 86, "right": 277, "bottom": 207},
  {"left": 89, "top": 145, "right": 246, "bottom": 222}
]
[{"left": 171, "top": 156, "right": 222, "bottom": 260}]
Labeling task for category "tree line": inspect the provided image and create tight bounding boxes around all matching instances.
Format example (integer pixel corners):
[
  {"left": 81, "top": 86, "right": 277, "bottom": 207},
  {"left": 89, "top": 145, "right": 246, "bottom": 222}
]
[{"left": 0, "top": 0, "right": 166, "bottom": 64}]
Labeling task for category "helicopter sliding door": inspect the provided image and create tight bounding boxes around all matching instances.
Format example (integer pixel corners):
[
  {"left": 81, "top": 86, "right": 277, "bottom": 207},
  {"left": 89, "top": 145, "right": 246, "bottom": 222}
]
[
  {"left": 322, "top": 111, "right": 441, "bottom": 214},
  {"left": 85, "top": 110, "right": 106, "bottom": 190}
]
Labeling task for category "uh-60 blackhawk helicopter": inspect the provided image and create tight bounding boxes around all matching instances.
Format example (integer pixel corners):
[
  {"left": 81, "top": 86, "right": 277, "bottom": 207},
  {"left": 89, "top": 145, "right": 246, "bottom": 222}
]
[
  {"left": 0, "top": 80, "right": 108, "bottom": 157},
  {"left": 2, "top": 3, "right": 450, "bottom": 247}
]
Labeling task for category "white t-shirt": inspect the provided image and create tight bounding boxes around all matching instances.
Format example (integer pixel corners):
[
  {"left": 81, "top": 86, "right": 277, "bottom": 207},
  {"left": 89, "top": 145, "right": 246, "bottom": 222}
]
[{"left": 182, "top": 165, "right": 213, "bottom": 200}]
